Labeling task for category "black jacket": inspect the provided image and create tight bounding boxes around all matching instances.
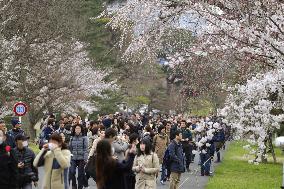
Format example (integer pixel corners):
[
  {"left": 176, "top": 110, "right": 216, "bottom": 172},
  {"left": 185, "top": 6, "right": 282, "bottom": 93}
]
[
  {"left": 123, "top": 152, "right": 136, "bottom": 189},
  {"left": 0, "top": 143, "right": 19, "bottom": 189},
  {"left": 103, "top": 153, "right": 135, "bottom": 189},
  {"left": 168, "top": 140, "right": 185, "bottom": 173},
  {"left": 14, "top": 147, "right": 38, "bottom": 186},
  {"left": 6, "top": 134, "right": 16, "bottom": 148},
  {"left": 7, "top": 128, "right": 25, "bottom": 140}
]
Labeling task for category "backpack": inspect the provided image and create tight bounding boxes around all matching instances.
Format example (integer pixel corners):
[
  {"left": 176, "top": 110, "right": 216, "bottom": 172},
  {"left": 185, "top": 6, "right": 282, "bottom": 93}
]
[
  {"left": 163, "top": 142, "right": 178, "bottom": 167},
  {"left": 163, "top": 147, "right": 171, "bottom": 166}
]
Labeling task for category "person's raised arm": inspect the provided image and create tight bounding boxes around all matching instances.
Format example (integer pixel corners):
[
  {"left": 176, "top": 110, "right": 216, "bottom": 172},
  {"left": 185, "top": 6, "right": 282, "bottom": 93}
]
[{"left": 53, "top": 149, "right": 71, "bottom": 169}]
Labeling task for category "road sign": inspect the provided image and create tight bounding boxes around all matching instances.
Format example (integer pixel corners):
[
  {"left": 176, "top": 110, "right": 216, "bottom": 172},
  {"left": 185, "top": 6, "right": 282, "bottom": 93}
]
[{"left": 13, "top": 102, "right": 28, "bottom": 116}]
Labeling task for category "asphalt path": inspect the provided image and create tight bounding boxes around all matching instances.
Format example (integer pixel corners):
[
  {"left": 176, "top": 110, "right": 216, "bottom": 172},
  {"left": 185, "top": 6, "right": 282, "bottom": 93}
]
[{"left": 35, "top": 148, "right": 226, "bottom": 189}]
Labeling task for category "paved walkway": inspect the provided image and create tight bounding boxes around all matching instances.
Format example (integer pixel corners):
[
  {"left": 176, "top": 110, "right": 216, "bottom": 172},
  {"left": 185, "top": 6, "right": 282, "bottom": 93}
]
[{"left": 35, "top": 147, "right": 227, "bottom": 189}]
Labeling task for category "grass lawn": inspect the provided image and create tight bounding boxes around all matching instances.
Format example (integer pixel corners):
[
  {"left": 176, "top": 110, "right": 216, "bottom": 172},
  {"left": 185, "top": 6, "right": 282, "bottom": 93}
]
[{"left": 206, "top": 141, "right": 283, "bottom": 189}]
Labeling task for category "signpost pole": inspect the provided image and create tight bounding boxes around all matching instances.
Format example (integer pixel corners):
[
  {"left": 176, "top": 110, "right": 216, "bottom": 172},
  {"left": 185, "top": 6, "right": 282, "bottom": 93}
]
[{"left": 19, "top": 101, "right": 22, "bottom": 123}]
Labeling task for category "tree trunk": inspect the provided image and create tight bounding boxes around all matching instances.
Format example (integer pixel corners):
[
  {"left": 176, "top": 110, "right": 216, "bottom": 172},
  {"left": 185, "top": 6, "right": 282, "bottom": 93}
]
[
  {"left": 27, "top": 106, "right": 44, "bottom": 140},
  {"left": 261, "top": 149, "right": 268, "bottom": 163},
  {"left": 261, "top": 138, "right": 268, "bottom": 163},
  {"left": 268, "top": 132, "right": 277, "bottom": 163},
  {"left": 21, "top": 113, "right": 35, "bottom": 140}
]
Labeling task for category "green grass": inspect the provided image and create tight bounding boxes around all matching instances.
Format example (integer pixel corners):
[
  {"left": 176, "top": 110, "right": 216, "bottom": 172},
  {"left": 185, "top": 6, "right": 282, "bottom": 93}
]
[
  {"left": 29, "top": 142, "right": 40, "bottom": 154},
  {"left": 206, "top": 141, "right": 282, "bottom": 189}
]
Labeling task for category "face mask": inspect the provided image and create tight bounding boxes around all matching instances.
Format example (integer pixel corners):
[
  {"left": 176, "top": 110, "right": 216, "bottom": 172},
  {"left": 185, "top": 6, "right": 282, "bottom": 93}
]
[
  {"left": 23, "top": 141, "right": 28, "bottom": 147},
  {"left": 0, "top": 137, "right": 3, "bottom": 145},
  {"left": 48, "top": 143, "right": 57, "bottom": 151}
]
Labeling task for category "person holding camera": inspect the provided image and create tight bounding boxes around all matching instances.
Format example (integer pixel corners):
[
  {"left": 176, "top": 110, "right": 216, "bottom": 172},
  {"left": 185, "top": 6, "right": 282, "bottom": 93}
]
[{"left": 14, "top": 135, "right": 38, "bottom": 189}]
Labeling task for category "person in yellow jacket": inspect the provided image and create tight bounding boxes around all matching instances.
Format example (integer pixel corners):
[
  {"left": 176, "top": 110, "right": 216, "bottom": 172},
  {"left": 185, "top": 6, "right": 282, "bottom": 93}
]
[{"left": 34, "top": 133, "right": 71, "bottom": 189}]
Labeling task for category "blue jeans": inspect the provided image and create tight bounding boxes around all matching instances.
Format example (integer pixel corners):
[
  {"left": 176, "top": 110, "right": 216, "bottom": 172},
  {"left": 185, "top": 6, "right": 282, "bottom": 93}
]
[
  {"left": 161, "top": 162, "right": 171, "bottom": 182},
  {"left": 69, "top": 160, "right": 86, "bottom": 189},
  {"left": 200, "top": 153, "right": 211, "bottom": 175},
  {"left": 160, "top": 164, "right": 167, "bottom": 182}
]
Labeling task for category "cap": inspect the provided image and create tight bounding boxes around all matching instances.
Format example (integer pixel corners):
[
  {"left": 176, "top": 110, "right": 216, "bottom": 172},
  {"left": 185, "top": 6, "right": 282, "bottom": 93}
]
[
  {"left": 15, "top": 135, "right": 30, "bottom": 141},
  {"left": 11, "top": 119, "right": 21, "bottom": 127}
]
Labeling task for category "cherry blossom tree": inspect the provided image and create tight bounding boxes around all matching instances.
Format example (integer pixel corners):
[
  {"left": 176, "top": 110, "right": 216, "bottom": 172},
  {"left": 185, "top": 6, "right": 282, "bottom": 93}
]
[
  {"left": 0, "top": 36, "right": 112, "bottom": 137},
  {"left": 219, "top": 69, "right": 284, "bottom": 163},
  {"left": 107, "top": 0, "right": 283, "bottom": 67},
  {"left": 107, "top": 0, "right": 284, "bottom": 163},
  {"left": 106, "top": 0, "right": 284, "bottom": 97},
  {"left": 0, "top": 0, "right": 114, "bottom": 137}
]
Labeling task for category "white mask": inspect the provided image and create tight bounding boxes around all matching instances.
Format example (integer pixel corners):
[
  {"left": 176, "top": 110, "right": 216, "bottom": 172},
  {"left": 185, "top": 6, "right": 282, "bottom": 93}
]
[
  {"left": 0, "top": 137, "right": 3, "bottom": 145},
  {"left": 48, "top": 143, "right": 57, "bottom": 151},
  {"left": 23, "top": 141, "right": 28, "bottom": 147}
]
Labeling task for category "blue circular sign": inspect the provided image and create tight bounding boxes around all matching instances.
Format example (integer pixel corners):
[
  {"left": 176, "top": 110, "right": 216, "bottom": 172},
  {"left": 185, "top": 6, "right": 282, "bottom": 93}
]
[{"left": 13, "top": 102, "right": 28, "bottom": 116}]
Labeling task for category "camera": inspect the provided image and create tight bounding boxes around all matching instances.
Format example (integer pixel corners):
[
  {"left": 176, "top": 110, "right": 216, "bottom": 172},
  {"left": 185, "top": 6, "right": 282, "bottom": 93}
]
[{"left": 27, "top": 172, "right": 38, "bottom": 182}]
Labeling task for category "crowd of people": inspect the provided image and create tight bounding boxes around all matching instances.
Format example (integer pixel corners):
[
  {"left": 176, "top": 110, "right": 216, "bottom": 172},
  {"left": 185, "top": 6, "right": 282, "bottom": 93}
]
[{"left": 0, "top": 112, "right": 230, "bottom": 189}]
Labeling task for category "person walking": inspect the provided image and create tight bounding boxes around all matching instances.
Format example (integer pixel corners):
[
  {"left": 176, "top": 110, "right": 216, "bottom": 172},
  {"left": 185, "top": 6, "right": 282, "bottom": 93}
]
[
  {"left": 124, "top": 133, "right": 139, "bottom": 189},
  {"left": 0, "top": 119, "right": 16, "bottom": 148},
  {"left": 132, "top": 138, "right": 160, "bottom": 189},
  {"left": 8, "top": 118, "right": 25, "bottom": 140},
  {"left": 55, "top": 119, "right": 72, "bottom": 143},
  {"left": 88, "top": 126, "right": 105, "bottom": 159},
  {"left": 180, "top": 120, "right": 193, "bottom": 172},
  {"left": 14, "top": 135, "right": 38, "bottom": 189},
  {"left": 87, "top": 121, "right": 99, "bottom": 152},
  {"left": 69, "top": 124, "right": 89, "bottom": 189},
  {"left": 39, "top": 119, "right": 55, "bottom": 149},
  {"left": 213, "top": 124, "right": 225, "bottom": 163},
  {"left": 33, "top": 133, "right": 71, "bottom": 189},
  {"left": 168, "top": 130, "right": 185, "bottom": 189},
  {"left": 95, "top": 139, "right": 137, "bottom": 189},
  {"left": 165, "top": 121, "right": 172, "bottom": 139},
  {"left": 153, "top": 125, "right": 169, "bottom": 163},
  {"left": 113, "top": 134, "right": 129, "bottom": 161}
]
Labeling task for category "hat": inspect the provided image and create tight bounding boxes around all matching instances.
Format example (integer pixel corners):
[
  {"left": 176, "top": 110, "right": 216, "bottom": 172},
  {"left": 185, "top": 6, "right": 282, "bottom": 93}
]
[
  {"left": 11, "top": 119, "right": 21, "bottom": 127},
  {"left": 15, "top": 135, "right": 30, "bottom": 141}
]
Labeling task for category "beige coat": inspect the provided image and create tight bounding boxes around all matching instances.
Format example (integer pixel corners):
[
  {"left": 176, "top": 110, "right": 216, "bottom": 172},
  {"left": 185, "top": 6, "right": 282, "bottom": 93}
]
[
  {"left": 132, "top": 153, "right": 160, "bottom": 189},
  {"left": 33, "top": 148, "right": 71, "bottom": 189},
  {"left": 153, "top": 134, "right": 169, "bottom": 163}
]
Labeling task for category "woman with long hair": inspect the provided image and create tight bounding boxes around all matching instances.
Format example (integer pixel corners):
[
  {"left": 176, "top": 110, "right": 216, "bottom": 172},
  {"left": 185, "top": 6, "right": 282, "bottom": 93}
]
[
  {"left": 96, "top": 139, "right": 136, "bottom": 189},
  {"left": 132, "top": 139, "right": 159, "bottom": 189},
  {"left": 33, "top": 133, "right": 71, "bottom": 189}
]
